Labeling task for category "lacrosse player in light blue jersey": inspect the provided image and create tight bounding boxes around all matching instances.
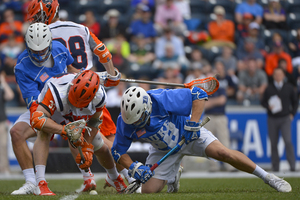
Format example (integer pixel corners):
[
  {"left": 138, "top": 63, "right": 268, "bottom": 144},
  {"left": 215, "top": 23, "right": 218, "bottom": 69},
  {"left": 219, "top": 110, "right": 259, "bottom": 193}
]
[{"left": 112, "top": 86, "right": 292, "bottom": 193}]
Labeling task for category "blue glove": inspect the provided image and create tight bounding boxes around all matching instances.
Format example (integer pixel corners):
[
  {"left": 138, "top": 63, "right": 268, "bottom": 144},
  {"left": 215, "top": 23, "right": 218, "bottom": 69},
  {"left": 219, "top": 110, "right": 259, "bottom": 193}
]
[
  {"left": 128, "top": 161, "right": 154, "bottom": 184},
  {"left": 183, "top": 120, "right": 201, "bottom": 144}
]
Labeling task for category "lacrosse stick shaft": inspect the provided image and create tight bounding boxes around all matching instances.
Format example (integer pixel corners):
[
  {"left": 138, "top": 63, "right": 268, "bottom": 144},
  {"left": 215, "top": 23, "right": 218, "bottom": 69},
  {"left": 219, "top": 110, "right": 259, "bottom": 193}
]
[
  {"left": 150, "top": 116, "right": 210, "bottom": 171},
  {"left": 120, "top": 78, "right": 184, "bottom": 87},
  {"left": 78, "top": 146, "right": 89, "bottom": 172}
]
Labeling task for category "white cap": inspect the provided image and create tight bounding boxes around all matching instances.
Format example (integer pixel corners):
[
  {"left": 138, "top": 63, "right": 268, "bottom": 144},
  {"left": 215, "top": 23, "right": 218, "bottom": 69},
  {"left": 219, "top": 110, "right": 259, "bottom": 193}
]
[
  {"left": 249, "top": 22, "right": 260, "bottom": 30},
  {"left": 269, "top": 0, "right": 279, "bottom": 2},
  {"left": 214, "top": 6, "right": 225, "bottom": 15},
  {"left": 106, "top": 9, "right": 120, "bottom": 17}
]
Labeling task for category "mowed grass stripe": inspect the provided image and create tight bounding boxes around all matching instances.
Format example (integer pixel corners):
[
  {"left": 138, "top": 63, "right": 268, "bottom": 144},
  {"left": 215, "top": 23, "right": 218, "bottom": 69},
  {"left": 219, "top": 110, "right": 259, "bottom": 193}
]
[{"left": 0, "top": 178, "right": 299, "bottom": 200}]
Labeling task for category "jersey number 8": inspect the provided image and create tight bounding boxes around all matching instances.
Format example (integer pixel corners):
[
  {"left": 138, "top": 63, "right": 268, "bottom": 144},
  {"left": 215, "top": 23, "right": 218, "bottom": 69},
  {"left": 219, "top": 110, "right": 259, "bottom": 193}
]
[{"left": 54, "top": 36, "right": 88, "bottom": 70}]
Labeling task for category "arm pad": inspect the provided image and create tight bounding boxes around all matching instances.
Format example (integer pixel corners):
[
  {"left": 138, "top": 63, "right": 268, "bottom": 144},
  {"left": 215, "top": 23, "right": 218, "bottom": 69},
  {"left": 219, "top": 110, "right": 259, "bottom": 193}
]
[
  {"left": 191, "top": 87, "right": 208, "bottom": 101},
  {"left": 93, "top": 43, "right": 112, "bottom": 64},
  {"left": 31, "top": 111, "right": 48, "bottom": 131}
]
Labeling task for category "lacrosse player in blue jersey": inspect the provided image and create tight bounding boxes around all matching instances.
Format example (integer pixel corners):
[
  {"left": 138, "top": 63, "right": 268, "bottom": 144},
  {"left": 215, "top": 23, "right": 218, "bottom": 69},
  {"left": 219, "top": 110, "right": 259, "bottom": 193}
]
[
  {"left": 112, "top": 86, "right": 292, "bottom": 193},
  {"left": 10, "top": 22, "right": 79, "bottom": 195}
]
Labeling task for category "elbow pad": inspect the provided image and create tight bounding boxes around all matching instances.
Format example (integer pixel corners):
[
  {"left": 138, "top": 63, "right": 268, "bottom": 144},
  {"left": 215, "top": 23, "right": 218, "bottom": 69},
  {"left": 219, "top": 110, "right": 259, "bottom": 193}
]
[
  {"left": 93, "top": 43, "right": 112, "bottom": 64},
  {"left": 191, "top": 87, "right": 208, "bottom": 101}
]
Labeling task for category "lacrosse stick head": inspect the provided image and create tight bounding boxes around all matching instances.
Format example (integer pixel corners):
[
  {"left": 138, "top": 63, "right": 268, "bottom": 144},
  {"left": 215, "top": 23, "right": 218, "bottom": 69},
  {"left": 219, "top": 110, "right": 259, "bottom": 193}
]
[
  {"left": 120, "top": 181, "right": 141, "bottom": 194},
  {"left": 64, "top": 119, "right": 87, "bottom": 141},
  {"left": 184, "top": 76, "right": 219, "bottom": 95}
]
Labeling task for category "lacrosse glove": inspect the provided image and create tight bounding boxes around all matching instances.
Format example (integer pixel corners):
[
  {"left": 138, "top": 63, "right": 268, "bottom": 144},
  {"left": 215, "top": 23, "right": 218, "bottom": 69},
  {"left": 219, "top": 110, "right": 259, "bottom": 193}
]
[
  {"left": 97, "top": 68, "right": 121, "bottom": 87},
  {"left": 183, "top": 120, "right": 201, "bottom": 144},
  {"left": 75, "top": 142, "right": 94, "bottom": 170},
  {"left": 128, "top": 161, "right": 154, "bottom": 184}
]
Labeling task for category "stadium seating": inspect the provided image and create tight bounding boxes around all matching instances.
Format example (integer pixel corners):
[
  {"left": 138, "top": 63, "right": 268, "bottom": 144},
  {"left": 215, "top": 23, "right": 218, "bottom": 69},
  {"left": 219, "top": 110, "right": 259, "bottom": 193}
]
[
  {"left": 101, "top": 0, "right": 131, "bottom": 15},
  {"left": 286, "top": 0, "right": 300, "bottom": 13},
  {"left": 190, "top": 0, "right": 208, "bottom": 15},
  {"left": 287, "top": 13, "right": 300, "bottom": 30},
  {"left": 207, "top": 0, "right": 237, "bottom": 15}
]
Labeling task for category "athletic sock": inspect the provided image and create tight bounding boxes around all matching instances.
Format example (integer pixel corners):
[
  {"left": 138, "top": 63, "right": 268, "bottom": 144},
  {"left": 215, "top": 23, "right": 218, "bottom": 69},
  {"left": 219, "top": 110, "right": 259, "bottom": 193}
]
[
  {"left": 77, "top": 164, "right": 94, "bottom": 181},
  {"left": 23, "top": 168, "right": 36, "bottom": 186},
  {"left": 106, "top": 166, "right": 119, "bottom": 180},
  {"left": 252, "top": 165, "right": 268, "bottom": 181},
  {"left": 35, "top": 165, "right": 46, "bottom": 184},
  {"left": 120, "top": 168, "right": 135, "bottom": 184}
]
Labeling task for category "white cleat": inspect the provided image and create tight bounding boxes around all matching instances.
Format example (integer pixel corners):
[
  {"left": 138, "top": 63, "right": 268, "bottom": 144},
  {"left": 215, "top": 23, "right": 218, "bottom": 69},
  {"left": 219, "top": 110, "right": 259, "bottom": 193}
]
[
  {"left": 167, "top": 166, "right": 183, "bottom": 193},
  {"left": 265, "top": 173, "right": 292, "bottom": 192},
  {"left": 11, "top": 182, "right": 35, "bottom": 195}
]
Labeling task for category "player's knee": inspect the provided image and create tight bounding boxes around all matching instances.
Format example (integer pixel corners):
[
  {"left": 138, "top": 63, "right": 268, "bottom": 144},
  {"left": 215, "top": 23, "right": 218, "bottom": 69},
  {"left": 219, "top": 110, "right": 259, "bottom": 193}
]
[{"left": 10, "top": 125, "right": 25, "bottom": 144}]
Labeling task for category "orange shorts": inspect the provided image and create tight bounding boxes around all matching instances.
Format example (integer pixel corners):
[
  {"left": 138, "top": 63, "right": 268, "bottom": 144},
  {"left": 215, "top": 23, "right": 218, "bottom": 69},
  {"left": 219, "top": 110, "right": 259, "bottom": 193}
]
[{"left": 100, "top": 106, "right": 116, "bottom": 137}]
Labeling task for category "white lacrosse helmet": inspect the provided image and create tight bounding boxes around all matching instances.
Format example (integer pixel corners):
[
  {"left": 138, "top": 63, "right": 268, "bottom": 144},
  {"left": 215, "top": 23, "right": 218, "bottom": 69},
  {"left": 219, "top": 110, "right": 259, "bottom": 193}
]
[
  {"left": 121, "top": 86, "right": 152, "bottom": 128},
  {"left": 25, "top": 22, "right": 52, "bottom": 67}
]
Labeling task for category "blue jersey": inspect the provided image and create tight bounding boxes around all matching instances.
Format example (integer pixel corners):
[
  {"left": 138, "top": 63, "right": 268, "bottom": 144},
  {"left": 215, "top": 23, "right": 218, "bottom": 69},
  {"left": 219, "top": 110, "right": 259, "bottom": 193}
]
[
  {"left": 113, "top": 88, "right": 196, "bottom": 156},
  {"left": 14, "top": 40, "right": 74, "bottom": 108}
]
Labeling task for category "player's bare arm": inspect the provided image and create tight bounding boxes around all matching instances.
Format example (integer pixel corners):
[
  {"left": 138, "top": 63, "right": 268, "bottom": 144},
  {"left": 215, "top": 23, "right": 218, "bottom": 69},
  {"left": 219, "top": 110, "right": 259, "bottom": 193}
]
[{"left": 67, "top": 64, "right": 80, "bottom": 73}]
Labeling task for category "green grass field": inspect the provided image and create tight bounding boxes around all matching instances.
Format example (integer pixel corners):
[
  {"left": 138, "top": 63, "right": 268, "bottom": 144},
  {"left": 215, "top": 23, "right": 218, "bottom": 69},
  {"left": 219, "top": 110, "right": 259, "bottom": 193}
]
[{"left": 0, "top": 177, "right": 299, "bottom": 200}]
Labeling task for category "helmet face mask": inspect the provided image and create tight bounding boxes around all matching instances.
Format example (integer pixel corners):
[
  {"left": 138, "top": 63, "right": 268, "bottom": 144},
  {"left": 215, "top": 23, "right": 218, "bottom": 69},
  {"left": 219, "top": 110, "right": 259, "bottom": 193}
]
[
  {"left": 25, "top": 23, "right": 52, "bottom": 67},
  {"left": 121, "top": 86, "right": 152, "bottom": 128}
]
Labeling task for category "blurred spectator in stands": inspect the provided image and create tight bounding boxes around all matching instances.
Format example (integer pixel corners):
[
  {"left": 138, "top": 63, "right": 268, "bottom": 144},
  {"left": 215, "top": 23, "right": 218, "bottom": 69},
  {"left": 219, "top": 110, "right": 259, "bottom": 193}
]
[
  {"left": 190, "top": 48, "right": 210, "bottom": 69},
  {"left": 237, "top": 58, "right": 268, "bottom": 105},
  {"left": 154, "top": 42, "right": 188, "bottom": 75},
  {"left": 0, "top": 9, "right": 24, "bottom": 45},
  {"left": 238, "top": 22, "right": 265, "bottom": 55},
  {"left": 204, "top": 6, "right": 235, "bottom": 49},
  {"left": 263, "top": 0, "right": 287, "bottom": 30},
  {"left": 237, "top": 13, "right": 254, "bottom": 38},
  {"left": 237, "top": 37, "right": 264, "bottom": 71},
  {"left": 174, "top": 0, "right": 191, "bottom": 20},
  {"left": 106, "top": 33, "right": 130, "bottom": 76},
  {"left": 271, "top": 32, "right": 288, "bottom": 52},
  {"left": 0, "top": 72, "right": 14, "bottom": 174},
  {"left": 204, "top": 70, "right": 235, "bottom": 172},
  {"left": 82, "top": 10, "right": 101, "bottom": 37},
  {"left": 99, "top": 9, "right": 127, "bottom": 42},
  {"left": 265, "top": 41, "right": 293, "bottom": 79},
  {"left": 156, "top": 62, "right": 183, "bottom": 89},
  {"left": 131, "top": 0, "right": 155, "bottom": 9},
  {"left": 214, "top": 61, "right": 237, "bottom": 101},
  {"left": 235, "top": 0, "right": 263, "bottom": 25},
  {"left": 59, "top": 9, "right": 69, "bottom": 21},
  {"left": 154, "top": 0, "right": 186, "bottom": 36},
  {"left": 127, "top": 35, "right": 156, "bottom": 78},
  {"left": 155, "top": 28, "right": 185, "bottom": 59},
  {"left": 215, "top": 46, "right": 237, "bottom": 76},
  {"left": 0, "top": 0, "right": 22, "bottom": 13},
  {"left": 289, "top": 28, "right": 300, "bottom": 65},
  {"left": 129, "top": 4, "right": 156, "bottom": 44},
  {"left": 184, "top": 62, "right": 205, "bottom": 84},
  {"left": 276, "top": 59, "right": 297, "bottom": 87},
  {"left": 261, "top": 67, "right": 297, "bottom": 172}
]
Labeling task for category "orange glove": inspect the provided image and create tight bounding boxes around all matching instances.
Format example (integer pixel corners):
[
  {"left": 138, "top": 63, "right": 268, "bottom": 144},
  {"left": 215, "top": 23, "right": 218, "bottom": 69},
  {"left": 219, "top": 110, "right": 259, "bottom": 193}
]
[
  {"left": 29, "top": 101, "right": 39, "bottom": 124},
  {"left": 76, "top": 142, "right": 94, "bottom": 170}
]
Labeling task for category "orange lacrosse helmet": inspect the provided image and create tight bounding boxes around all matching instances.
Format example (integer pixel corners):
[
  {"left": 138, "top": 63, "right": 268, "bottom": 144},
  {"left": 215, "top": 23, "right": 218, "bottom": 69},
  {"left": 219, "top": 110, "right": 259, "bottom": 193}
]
[
  {"left": 68, "top": 70, "right": 100, "bottom": 108},
  {"left": 27, "top": 0, "right": 59, "bottom": 25}
]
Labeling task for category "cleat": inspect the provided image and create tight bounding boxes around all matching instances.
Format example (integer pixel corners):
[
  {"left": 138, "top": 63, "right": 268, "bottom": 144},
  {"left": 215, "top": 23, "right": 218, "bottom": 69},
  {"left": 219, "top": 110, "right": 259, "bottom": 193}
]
[
  {"left": 11, "top": 182, "right": 35, "bottom": 195},
  {"left": 167, "top": 166, "right": 183, "bottom": 193},
  {"left": 75, "top": 178, "right": 96, "bottom": 193},
  {"left": 104, "top": 174, "right": 127, "bottom": 192},
  {"left": 265, "top": 173, "right": 292, "bottom": 192},
  {"left": 34, "top": 180, "right": 55, "bottom": 196}
]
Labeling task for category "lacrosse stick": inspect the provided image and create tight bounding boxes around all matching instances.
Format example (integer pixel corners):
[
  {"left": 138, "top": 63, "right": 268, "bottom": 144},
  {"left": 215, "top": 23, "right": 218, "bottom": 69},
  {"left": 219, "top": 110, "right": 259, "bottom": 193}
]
[
  {"left": 64, "top": 119, "right": 90, "bottom": 172},
  {"left": 120, "top": 76, "right": 219, "bottom": 95},
  {"left": 122, "top": 116, "right": 211, "bottom": 194}
]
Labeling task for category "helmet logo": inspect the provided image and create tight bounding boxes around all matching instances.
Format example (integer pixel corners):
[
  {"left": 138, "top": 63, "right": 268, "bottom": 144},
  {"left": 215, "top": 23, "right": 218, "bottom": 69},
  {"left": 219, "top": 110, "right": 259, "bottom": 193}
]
[{"left": 143, "top": 96, "right": 148, "bottom": 104}]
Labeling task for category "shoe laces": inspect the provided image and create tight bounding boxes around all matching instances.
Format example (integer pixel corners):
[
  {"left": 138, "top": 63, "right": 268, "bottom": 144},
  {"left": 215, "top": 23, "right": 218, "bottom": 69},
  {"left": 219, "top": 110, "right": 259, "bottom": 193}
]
[
  {"left": 20, "top": 182, "right": 34, "bottom": 190},
  {"left": 268, "top": 176, "right": 285, "bottom": 189}
]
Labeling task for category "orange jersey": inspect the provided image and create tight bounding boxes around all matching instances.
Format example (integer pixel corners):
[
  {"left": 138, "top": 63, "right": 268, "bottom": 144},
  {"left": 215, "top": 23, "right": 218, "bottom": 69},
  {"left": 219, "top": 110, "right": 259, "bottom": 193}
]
[
  {"left": 101, "top": 106, "right": 116, "bottom": 136},
  {"left": 265, "top": 52, "right": 293, "bottom": 76},
  {"left": 208, "top": 20, "right": 235, "bottom": 42}
]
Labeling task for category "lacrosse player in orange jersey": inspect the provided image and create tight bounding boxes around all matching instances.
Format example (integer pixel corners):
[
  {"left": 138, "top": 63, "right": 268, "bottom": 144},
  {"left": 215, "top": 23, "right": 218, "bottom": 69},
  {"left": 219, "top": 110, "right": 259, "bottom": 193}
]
[
  {"left": 18, "top": 0, "right": 133, "bottom": 194},
  {"left": 30, "top": 70, "right": 127, "bottom": 195}
]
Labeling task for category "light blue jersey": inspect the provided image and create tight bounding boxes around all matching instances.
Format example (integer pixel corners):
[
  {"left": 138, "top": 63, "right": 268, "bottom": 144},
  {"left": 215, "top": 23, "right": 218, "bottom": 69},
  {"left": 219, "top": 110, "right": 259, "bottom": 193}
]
[
  {"left": 113, "top": 88, "right": 197, "bottom": 156},
  {"left": 14, "top": 40, "right": 74, "bottom": 108}
]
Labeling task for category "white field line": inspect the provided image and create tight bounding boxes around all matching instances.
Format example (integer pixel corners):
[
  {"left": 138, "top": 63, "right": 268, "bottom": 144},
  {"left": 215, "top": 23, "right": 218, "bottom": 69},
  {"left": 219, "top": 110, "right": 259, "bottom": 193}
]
[{"left": 60, "top": 194, "right": 79, "bottom": 200}]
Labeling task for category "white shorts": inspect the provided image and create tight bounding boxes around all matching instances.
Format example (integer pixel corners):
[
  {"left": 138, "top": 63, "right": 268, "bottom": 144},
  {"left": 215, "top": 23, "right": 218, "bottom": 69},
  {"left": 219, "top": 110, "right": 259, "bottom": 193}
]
[
  {"left": 14, "top": 110, "right": 31, "bottom": 126},
  {"left": 145, "top": 127, "right": 217, "bottom": 182}
]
